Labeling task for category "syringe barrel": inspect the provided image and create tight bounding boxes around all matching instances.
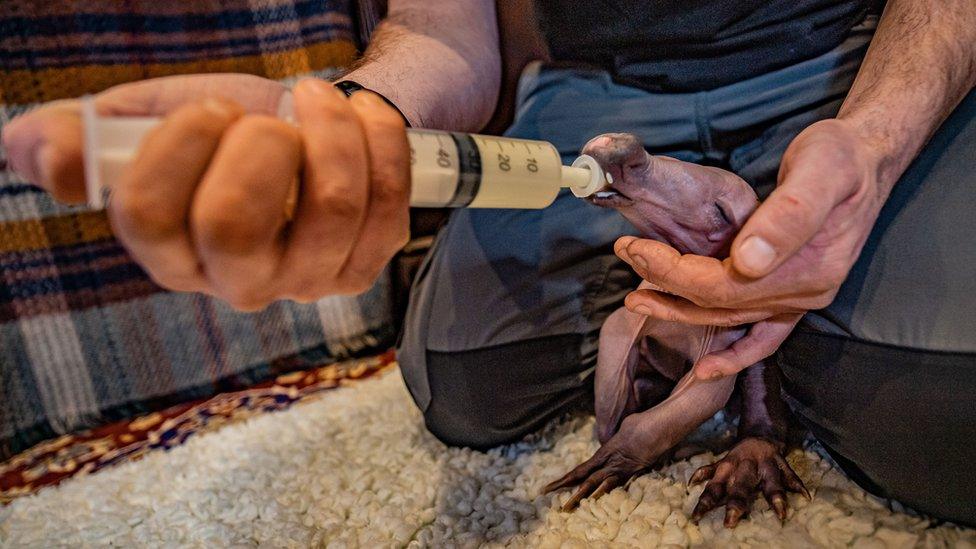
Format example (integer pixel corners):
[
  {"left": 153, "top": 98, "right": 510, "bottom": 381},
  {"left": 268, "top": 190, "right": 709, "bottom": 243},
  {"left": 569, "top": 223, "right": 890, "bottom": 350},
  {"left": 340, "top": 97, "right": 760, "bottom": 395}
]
[
  {"left": 82, "top": 99, "right": 597, "bottom": 210},
  {"left": 407, "top": 129, "right": 563, "bottom": 208}
]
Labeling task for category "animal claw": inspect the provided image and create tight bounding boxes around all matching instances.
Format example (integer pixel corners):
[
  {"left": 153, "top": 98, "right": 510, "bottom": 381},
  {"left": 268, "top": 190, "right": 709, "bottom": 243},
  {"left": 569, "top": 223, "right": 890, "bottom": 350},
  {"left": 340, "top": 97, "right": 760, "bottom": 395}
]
[
  {"left": 723, "top": 507, "right": 744, "bottom": 528},
  {"left": 770, "top": 494, "right": 787, "bottom": 521}
]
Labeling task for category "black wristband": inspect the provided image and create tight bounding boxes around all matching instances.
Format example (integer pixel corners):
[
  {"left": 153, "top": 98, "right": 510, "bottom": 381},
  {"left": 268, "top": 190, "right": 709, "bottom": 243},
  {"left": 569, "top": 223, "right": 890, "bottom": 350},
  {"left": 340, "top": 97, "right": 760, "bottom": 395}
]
[{"left": 333, "top": 80, "right": 411, "bottom": 127}]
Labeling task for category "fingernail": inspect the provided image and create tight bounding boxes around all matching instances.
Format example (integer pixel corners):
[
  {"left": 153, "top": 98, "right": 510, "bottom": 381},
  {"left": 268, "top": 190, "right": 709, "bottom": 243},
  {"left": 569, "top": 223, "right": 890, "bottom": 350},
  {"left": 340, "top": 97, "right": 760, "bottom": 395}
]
[
  {"left": 633, "top": 305, "right": 652, "bottom": 316},
  {"left": 631, "top": 254, "right": 647, "bottom": 270},
  {"left": 34, "top": 144, "right": 54, "bottom": 187},
  {"left": 738, "top": 236, "right": 776, "bottom": 273},
  {"left": 303, "top": 79, "right": 339, "bottom": 96},
  {"left": 202, "top": 98, "right": 235, "bottom": 118},
  {"left": 357, "top": 91, "right": 385, "bottom": 104}
]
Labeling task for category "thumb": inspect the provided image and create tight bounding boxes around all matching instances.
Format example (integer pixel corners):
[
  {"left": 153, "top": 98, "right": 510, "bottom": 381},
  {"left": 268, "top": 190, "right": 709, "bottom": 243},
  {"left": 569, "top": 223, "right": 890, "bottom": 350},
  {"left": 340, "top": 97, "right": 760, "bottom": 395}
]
[
  {"left": 3, "top": 101, "right": 86, "bottom": 202},
  {"left": 3, "top": 74, "right": 286, "bottom": 202},
  {"left": 94, "top": 73, "right": 287, "bottom": 117},
  {"left": 731, "top": 152, "right": 843, "bottom": 278}
]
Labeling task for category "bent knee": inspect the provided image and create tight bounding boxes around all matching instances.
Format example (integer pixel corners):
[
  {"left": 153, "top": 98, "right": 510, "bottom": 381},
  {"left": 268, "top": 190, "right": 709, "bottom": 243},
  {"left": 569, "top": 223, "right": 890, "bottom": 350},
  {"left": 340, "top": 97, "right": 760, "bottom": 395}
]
[
  {"left": 420, "top": 335, "right": 591, "bottom": 450},
  {"left": 778, "top": 326, "right": 976, "bottom": 525},
  {"left": 423, "top": 397, "right": 524, "bottom": 450}
]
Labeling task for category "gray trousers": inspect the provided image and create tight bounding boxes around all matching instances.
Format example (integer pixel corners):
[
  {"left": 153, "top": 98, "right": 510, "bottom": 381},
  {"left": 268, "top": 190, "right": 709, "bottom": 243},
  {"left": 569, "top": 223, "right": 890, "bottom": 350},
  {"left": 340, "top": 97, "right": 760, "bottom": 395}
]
[{"left": 398, "top": 20, "right": 976, "bottom": 525}]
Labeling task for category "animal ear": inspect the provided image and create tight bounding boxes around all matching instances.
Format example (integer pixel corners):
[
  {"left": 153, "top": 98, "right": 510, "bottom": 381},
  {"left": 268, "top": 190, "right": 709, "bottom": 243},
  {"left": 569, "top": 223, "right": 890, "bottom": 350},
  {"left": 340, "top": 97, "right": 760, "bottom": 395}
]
[{"left": 721, "top": 179, "right": 760, "bottom": 229}]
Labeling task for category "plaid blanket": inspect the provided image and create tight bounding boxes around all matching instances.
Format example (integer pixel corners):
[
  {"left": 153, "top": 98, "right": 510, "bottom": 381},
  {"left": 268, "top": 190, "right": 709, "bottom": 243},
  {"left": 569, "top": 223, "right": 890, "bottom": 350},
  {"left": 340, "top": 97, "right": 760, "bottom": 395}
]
[{"left": 0, "top": 0, "right": 394, "bottom": 460}]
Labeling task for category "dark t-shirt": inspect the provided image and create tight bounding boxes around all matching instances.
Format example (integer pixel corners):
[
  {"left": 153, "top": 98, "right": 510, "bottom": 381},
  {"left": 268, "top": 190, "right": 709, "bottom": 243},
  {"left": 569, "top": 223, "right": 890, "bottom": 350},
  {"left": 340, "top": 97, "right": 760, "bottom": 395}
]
[{"left": 533, "top": 0, "right": 883, "bottom": 92}]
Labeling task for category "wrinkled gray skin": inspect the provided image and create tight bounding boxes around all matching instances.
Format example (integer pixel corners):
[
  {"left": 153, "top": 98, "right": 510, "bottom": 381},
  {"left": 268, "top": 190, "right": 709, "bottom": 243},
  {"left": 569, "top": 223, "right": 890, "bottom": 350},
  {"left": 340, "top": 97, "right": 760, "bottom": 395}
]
[{"left": 546, "top": 134, "right": 809, "bottom": 528}]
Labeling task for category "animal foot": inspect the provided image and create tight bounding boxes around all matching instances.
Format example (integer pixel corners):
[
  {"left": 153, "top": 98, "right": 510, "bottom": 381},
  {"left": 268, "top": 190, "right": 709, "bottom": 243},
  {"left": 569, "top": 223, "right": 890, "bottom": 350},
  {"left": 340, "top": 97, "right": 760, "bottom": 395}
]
[
  {"left": 545, "top": 414, "right": 665, "bottom": 511},
  {"left": 689, "top": 437, "right": 809, "bottom": 528}
]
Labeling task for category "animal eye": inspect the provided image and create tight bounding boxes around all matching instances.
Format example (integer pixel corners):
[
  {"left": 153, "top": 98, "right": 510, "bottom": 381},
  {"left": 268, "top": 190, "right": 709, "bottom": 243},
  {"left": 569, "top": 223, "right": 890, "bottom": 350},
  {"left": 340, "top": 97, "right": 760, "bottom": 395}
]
[{"left": 715, "top": 202, "right": 733, "bottom": 225}]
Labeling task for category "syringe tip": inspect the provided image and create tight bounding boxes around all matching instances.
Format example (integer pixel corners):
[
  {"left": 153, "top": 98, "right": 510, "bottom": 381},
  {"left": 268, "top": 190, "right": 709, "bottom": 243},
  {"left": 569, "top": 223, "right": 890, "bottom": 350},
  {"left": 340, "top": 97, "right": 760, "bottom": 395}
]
[{"left": 565, "top": 154, "right": 608, "bottom": 198}]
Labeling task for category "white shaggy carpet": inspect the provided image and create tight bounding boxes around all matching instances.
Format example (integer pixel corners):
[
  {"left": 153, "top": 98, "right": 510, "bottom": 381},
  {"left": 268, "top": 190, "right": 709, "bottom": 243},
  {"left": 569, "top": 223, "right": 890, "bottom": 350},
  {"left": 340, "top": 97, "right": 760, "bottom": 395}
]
[{"left": 1, "top": 368, "right": 973, "bottom": 548}]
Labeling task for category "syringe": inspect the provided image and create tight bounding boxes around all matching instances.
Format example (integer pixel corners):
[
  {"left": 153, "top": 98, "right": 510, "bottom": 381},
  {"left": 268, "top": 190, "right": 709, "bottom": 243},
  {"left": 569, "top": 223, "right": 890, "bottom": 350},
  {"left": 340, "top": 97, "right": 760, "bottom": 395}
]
[{"left": 81, "top": 96, "right": 610, "bottom": 210}]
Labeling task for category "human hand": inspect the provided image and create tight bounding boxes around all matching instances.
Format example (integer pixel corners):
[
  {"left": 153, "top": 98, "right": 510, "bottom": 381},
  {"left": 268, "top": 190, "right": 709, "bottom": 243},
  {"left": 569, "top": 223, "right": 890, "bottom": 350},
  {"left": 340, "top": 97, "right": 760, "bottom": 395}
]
[
  {"left": 3, "top": 74, "right": 410, "bottom": 310},
  {"left": 615, "top": 119, "right": 891, "bottom": 379}
]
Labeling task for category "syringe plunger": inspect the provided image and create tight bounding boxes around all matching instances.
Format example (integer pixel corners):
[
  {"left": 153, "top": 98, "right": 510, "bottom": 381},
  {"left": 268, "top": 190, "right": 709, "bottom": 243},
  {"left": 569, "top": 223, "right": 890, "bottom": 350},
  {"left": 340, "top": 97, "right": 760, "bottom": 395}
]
[{"left": 81, "top": 96, "right": 609, "bottom": 210}]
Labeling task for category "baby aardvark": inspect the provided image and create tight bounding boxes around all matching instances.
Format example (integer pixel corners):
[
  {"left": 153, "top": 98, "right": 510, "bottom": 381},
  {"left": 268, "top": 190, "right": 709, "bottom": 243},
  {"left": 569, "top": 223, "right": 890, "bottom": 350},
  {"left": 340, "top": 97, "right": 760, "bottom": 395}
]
[{"left": 546, "top": 133, "right": 809, "bottom": 528}]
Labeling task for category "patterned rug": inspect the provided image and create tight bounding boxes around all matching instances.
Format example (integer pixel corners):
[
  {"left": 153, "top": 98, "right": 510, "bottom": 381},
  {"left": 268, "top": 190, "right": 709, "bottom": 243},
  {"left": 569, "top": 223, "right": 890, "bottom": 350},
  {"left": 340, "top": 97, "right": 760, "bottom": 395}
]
[
  {"left": 2, "top": 364, "right": 974, "bottom": 547},
  {"left": 0, "top": 351, "right": 396, "bottom": 503}
]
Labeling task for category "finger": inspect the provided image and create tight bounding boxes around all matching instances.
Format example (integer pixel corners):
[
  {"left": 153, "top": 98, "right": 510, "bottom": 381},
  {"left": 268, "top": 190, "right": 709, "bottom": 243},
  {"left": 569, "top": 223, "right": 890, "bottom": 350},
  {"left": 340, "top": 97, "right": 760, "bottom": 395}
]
[
  {"left": 562, "top": 469, "right": 615, "bottom": 511},
  {"left": 329, "top": 90, "right": 411, "bottom": 295},
  {"left": 615, "top": 237, "right": 743, "bottom": 307},
  {"left": 689, "top": 464, "right": 716, "bottom": 485},
  {"left": 190, "top": 115, "right": 301, "bottom": 309},
  {"left": 775, "top": 455, "right": 811, "bottom": 499},
  {"left": 277, "top": 78, "right": 370, "bottom": 298},
  {"left": 624, "top": 289, "right": 778, "bottom": 326},
  {"left": 730, "top": 146, "right": 849, "bottom": 278},
  {"left": 693, "top": 314, "right": 802, "bottom": 380},
  {"left": 109, "top": 99, "right": 243, "bottom": 292},
  {"left": 544, "top": 449, "right": 609, "bottom": 494},
  {"left": 758, "top": 459, "right": 789, "bottom": 521},
  {"left": 724, "top": 459, "right": 759, "bottom": 528},
  {"left": 2, "top": 100, "right": 86, "bottom": 202}
]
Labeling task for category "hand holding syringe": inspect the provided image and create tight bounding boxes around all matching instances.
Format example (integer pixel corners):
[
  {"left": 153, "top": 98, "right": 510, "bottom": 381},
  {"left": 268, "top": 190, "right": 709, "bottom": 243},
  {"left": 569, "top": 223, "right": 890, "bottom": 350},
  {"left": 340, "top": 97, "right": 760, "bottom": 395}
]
[
  {"left": 84, "top": 91, "right": 611, "bottom": 211},
  {"left": 5, "top": 75, "right": 615, "bottom": 310}
]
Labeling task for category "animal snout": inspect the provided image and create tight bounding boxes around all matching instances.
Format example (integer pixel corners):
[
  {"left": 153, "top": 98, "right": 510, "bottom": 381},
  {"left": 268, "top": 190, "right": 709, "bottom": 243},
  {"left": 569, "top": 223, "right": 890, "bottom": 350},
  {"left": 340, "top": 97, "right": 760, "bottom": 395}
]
[
  {"left": 583, "top": 133, "right": 645, "bottom": 165},
  {"left": 581, "top": 133, "right": 649, "bottom": 184}
]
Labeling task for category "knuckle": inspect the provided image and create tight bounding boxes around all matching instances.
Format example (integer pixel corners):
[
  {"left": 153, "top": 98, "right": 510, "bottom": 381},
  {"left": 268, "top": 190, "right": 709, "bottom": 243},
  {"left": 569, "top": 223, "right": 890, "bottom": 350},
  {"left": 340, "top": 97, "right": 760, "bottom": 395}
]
[
  {"left": 222, "top": 288, "right": 271, "bottom": 312},
  {"left": 192, "top": 207, "right": 268, "bottom": 255},
  {"left": 377, "top": 222, "right": 411, "bottom": 257},
  {"left": 727, "top": 310, "right": 756, "bottom": 326},
  {"left": 317, "top": 94, "right": 358, "bottom": 123},
  {"left": 809, "top": 293, "right": 835, "bottom": 310},
  {"left": 773, "top": 191, "right": 818, "bottom": 223},
  {"left": 289, "top": 291, "right": 322, "bottom": 304},
  {"left": 304, "top": 177, "right": 365, "bottom": 221},
  {"left": 167, "top": 103, "right": 237, "bottom": 140},
  {"left": 230, "top": 115, "right": 300, "bottom": 146},
  {"left": 665, "top": 307, "right": 681, "bottom": 323},
  {"left": 371, "top": 174, "right": 411, "bottom": 205},
  {"left": 112, "top": 191, "right": 181, "bottom": 241},
  {"left": 149, "top": 272, "right": 201, "bottom": 294},
  {"left": 319, "top": 189, "right": 362, "bottom": 222},
  {"left": 338, "top": 268, "right": 380, "bottom": 295},
  {"left": 823, "top": 270, "right": 847, "bottom": 289},
  {"left": 702, "top": 284, "right": 734, "bottom": 307},
  {"left": 338, "top": 279, "right": 372, "bottom": 296},
  {"left": 361, "top": 103, "right": 407, "bottom": 132}
]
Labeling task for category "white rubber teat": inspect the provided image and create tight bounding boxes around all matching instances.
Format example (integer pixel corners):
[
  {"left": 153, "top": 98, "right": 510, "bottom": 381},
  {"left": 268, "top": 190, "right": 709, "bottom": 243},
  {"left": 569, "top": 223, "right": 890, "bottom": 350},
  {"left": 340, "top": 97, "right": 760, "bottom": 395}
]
[{"left": 564, "top": 154, "right": 608, "bottom": 197}]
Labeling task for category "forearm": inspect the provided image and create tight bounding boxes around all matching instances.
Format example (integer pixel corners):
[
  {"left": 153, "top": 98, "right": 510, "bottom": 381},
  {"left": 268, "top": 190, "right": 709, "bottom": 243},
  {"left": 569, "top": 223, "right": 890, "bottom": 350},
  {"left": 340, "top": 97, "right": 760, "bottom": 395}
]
[
  {"left": 339, "top": 0, "right": 501, "bottom": 131},
  {"left": 838, "top": 0, "right": 976, "bottom": 187}
]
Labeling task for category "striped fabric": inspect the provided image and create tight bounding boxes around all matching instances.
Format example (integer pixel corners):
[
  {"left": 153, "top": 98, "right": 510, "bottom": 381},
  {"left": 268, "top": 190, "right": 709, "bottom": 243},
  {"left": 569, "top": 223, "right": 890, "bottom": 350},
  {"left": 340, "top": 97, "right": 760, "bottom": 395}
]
[{"left": 0, "top": 1, "right": 394, "bottom": 459}]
